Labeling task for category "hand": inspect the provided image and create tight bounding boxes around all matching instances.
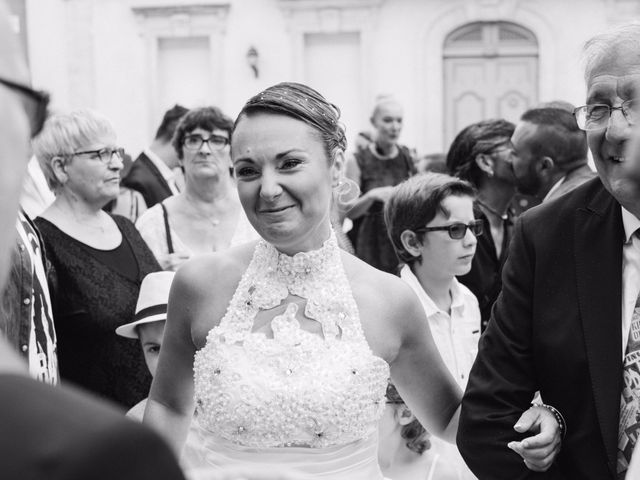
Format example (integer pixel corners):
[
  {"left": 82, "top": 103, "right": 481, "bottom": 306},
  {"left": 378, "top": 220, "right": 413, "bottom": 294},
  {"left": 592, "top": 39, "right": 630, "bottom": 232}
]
[
  {"left": 507, "top": 405, "right": 562, "bottom": 472},
  {"left": 366, "top": 186, "right": 395, "bottom": 203},
  {"left": 158, "top": 252, "right": 191, "bottom": 271}
]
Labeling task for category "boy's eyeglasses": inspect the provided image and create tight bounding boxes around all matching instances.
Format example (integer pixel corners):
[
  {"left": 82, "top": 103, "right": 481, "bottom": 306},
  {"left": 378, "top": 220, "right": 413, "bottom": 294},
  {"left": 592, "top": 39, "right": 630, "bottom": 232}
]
[{"left": 414, "top": 219, "right": 484, "bottom": 240}]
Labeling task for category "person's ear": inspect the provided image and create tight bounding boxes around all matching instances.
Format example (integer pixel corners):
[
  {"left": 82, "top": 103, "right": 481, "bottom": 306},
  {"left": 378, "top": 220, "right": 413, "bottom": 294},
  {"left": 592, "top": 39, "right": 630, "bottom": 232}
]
[
  {"left": 396, "top": 405, "right": 416, "bottom": 426},
  {"left": 400, "top": 229, "right": 422, "bottom": 258},
  {"left": 475, "top": 153, "right": 494, "bottom": 177},
  {"left": 539, "top": 156, "right": 555, "bottom": 173},
  {"left": 331, "top": 149, "right": 345, "bottom": 187},
  {"left": 51, "top": 156, "right": 68, "bottom": 185}
]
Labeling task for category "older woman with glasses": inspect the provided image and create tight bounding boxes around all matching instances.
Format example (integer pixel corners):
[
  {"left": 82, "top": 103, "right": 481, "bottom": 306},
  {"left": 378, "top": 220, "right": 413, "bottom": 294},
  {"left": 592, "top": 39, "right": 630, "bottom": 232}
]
[
  {"left": 32, "top": 109, "right": 161, "bottom": 408},
  {"left": 135, "top": 106, "right": 257, "bottom": 271}
]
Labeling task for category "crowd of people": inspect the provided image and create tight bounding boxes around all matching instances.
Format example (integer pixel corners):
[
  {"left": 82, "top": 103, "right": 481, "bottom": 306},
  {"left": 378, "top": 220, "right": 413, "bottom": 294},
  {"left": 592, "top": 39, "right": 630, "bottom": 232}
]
[{"left": 2, "top": 0, "right": 640, "bottom": 478}]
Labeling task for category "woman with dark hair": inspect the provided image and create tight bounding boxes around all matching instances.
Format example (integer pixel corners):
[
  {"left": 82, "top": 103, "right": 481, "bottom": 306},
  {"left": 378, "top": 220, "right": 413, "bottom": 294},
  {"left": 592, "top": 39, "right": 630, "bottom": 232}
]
[
  {"left": 136, "top": 106, "right": 257, "bottom": 271},
  {"left": 446, "top": 119, "right": 517, "bottom": 330},
  {"left": 143, "top": 83, "right": 560, "bottom": 479}
]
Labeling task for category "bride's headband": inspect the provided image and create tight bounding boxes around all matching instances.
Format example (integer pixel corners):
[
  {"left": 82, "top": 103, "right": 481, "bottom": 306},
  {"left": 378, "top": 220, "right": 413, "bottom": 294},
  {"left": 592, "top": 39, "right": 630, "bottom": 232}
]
[{"left": 240, "top": 82, "right": 347, "bottom": 153}]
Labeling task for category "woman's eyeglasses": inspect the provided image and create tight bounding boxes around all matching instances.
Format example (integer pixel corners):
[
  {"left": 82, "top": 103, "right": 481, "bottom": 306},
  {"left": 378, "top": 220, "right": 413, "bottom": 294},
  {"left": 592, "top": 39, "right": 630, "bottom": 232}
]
[
  {"left": 71, "top": 147, "right": 125, "bottom": 164},
  {"left": 414, "top": 219, "right": 484, "bottom": 240},
  {"left": 183, "top": 134, "right": 229, "bottom": 151},
  {"left": 0, "top": 76, "right": 49, "bottom": 139}
]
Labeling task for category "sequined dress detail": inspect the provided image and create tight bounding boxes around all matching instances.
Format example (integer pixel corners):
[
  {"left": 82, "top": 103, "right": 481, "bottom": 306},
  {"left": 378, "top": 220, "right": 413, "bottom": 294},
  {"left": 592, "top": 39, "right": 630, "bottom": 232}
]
[{"left": 192, "top": 233, "right": 389, "bottom": 478}]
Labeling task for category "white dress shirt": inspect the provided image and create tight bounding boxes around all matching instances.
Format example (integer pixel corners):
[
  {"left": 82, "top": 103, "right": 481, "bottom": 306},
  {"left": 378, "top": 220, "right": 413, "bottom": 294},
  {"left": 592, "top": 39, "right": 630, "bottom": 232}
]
[
  {"left": 143, "top": 148, "right": 181, "bottom": 195},
  {"left": 620, "top": 207, "right": 640, "bottom": 357}
]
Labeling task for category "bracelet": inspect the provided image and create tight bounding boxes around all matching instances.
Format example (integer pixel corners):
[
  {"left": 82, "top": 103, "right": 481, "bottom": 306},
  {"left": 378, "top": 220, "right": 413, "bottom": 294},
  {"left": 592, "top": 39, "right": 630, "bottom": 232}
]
[{"left": 531, "top": 402, "right": 566, "bottom": 438}]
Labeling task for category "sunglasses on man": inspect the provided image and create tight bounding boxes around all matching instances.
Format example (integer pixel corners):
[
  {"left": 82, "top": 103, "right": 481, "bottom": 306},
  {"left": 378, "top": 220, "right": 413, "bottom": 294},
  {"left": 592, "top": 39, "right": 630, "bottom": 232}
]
[{"left": 0, "top": 76, "right": 49, "bottom": 138}]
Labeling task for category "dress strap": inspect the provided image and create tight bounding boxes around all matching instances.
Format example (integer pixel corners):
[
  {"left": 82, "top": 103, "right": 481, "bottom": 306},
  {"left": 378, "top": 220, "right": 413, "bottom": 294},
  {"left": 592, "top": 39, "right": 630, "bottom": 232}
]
[{"left": 160, "top": 202, "right": 174, "bottom": 254}]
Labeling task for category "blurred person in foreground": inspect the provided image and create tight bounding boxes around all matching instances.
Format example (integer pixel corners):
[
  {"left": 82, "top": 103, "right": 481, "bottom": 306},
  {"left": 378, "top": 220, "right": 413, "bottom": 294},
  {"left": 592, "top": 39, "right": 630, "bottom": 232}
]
[
  {"left": 510, "top": 106, "right": 595, "bottom": 203},
  {"left": 446, "top": 119, "right": 517, "bottom": 330},
  {"left": 458, "top": 22, "right": 640, "bottom": 479},
  {"left": 0, "top": 2, "right": 185, "bottom": 478},
  {"left": 135, "top": 106, "right": 257, "bottom": 271},
  {"left": 33, "top": 109, "right": 160, "bottom": 408},
  {"left": 142, "top": 82, "right": 561, "bottom": 479}
]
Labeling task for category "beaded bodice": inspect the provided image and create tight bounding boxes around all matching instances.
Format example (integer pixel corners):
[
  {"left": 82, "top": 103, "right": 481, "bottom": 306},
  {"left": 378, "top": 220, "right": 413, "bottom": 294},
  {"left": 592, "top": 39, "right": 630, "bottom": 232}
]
[{"left": 193, "top": 233, "right": 390, "bottom": 449}]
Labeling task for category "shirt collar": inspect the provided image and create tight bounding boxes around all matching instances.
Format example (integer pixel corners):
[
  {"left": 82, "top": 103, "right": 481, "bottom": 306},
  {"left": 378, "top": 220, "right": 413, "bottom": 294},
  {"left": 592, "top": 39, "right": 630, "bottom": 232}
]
[
  {"left": 622, "top": 206, "right": 640, "bottom": 244},
  {"left": 143, "top": 147, "right": 175, "bottom": 181},
  {"left": 399, "top": 265, "right": 465, "bottom": 317},
  {"left": 543, "top": 176, "right": 566, "bottom": 202}
]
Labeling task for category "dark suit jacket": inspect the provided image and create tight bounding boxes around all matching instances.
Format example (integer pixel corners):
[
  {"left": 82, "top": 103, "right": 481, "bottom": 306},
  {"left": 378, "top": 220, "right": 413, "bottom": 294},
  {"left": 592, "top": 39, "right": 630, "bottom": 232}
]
[
  {"left": 545, "top": 164, "right": 597, "bottom": 202},
  {"left": 458, "top": 177, "right": 622, "bottom": 479},
  {"left": 0, "top": 373, "right": 185, "bottom": 480},
  {"left": 122, "top": 152, "right": 173, "bottom": 208}
]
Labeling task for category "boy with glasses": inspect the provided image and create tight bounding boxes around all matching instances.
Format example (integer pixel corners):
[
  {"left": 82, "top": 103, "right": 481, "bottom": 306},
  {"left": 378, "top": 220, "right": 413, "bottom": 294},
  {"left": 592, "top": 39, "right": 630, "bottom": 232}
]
[{"left": 384, "top": 172, "right": 483, "bottom": 479}]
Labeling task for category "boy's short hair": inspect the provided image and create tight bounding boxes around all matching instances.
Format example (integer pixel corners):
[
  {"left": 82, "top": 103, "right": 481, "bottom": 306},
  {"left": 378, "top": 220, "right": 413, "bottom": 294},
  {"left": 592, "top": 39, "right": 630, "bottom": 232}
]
[{"left": 384, "top": 172, "right": 476, "bottom": 266}]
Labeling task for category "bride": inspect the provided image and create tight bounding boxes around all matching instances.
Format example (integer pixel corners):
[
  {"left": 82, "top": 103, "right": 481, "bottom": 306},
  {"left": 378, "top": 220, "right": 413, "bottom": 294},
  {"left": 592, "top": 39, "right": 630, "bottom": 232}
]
[{"left": 143, "top": 82, "right": 560, "bottom": 479}]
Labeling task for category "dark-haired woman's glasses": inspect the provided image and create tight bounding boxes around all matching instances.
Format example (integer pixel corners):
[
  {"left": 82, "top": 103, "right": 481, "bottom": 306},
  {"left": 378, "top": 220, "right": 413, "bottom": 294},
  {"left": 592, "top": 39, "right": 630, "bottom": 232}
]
[
  {"left": 183, "top": 134, "right": 229, "bottom": 151},
  {"left": 414, "top": 219, "right": 484, "bottom": 240},
  {"left": 0, "top": 77, "right": 49, "bottom": 138}
]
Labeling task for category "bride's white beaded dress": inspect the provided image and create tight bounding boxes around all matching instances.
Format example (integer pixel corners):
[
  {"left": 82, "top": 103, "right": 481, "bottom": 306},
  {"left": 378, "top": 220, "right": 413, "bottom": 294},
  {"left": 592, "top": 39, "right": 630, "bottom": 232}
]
[{"left": 191, "top": 232, "right": 390, "bottom": 478}]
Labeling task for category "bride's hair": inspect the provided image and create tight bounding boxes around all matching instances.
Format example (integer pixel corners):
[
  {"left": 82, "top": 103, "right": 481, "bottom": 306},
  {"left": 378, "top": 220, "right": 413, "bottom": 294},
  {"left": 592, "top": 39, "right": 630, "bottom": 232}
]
[
  {"left": 386, "top": 383, "right": 431, "bottom": 455},
  {"left": 233, "top": 82, "right": 347, "bottom": 163}
]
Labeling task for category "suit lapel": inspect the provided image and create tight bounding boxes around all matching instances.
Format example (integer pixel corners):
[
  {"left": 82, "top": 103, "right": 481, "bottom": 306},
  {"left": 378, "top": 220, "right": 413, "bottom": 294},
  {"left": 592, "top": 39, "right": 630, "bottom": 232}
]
[
  {"left": 141, "top": 154, "right": 172, "bottom": 195},
  {"left": 574, "top": 185, "right": 623, "bottom": 475}
]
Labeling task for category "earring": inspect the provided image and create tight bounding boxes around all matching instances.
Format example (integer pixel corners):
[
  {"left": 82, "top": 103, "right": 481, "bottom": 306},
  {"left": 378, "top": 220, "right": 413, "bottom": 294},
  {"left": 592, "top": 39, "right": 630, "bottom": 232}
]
[{"left": 487, "top": 170, "right": 494, "bottom": 178}]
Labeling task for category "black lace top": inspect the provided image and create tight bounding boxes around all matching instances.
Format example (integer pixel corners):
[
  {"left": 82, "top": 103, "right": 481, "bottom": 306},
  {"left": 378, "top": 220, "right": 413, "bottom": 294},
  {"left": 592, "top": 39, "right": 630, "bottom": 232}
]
[{"left": 35, "top": 215, "right": 160, "bottom": 408}]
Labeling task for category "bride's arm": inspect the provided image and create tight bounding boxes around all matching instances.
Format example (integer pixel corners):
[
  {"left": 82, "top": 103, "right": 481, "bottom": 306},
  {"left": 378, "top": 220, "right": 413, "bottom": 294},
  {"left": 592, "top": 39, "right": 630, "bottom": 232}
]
[
  {"left": 143, "top": 264, "right": 200, "bottom": 456},
  {"left": 386, "top": 281, "right": 462, "bottom": 442}
]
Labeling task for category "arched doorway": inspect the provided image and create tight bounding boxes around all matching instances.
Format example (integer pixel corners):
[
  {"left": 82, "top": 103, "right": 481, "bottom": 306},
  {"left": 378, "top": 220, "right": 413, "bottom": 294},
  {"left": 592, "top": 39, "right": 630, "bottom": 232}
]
[{"left": 443, "top": 21, "right": 539, "bottom": 147}]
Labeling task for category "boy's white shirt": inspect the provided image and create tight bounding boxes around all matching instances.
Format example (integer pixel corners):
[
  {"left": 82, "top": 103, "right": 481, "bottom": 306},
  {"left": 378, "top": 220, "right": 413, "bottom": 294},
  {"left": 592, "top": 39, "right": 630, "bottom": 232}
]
[
  {"left": 399, "top": 264, "right": 481, "bottom": 480},
  {"left": 399, "top": 265, "right": 481, "bottom": 390}
]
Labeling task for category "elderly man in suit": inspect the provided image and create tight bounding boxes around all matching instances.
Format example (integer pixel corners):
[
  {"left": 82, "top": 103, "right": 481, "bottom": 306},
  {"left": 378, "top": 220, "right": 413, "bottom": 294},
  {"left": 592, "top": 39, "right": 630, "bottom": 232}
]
[
  {"left": 509, "top": 106, "right": 596, "bottom": 203},
  {"left": 123, "top": 104, "right": 188, "bottom": 207},
  {"left": 458, "top": 23, "right": 640, "bottom": 479}
]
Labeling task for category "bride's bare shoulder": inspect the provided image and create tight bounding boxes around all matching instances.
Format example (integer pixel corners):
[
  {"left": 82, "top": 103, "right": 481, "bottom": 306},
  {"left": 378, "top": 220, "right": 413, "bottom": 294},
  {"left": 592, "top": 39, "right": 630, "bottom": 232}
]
[{"left": 174, "top": 240, "right": 258, "bottom": 297}]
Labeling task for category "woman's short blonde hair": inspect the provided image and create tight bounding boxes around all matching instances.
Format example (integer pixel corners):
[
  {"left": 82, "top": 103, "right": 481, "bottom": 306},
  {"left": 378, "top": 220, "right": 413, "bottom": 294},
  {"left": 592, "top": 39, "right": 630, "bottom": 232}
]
[{"left": 32, "top": 109, "right": 116, "bottom": 193}]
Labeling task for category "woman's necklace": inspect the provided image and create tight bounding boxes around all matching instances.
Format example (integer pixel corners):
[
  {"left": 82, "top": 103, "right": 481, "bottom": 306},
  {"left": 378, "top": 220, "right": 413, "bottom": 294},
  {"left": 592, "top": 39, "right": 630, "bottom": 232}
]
[
  {"left": 185, "top": 197, "right": 223, "bottom": 228},
  {"left": 476, "top": 199, "right": 508, "bottom": 221}
]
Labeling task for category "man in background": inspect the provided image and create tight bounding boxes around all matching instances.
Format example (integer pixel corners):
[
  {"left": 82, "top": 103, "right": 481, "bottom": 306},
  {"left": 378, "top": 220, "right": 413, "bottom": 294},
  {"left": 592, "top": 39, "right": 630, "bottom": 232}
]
[
  {"left": 510, "top": 106, "right": 595, "bottom": 203},
  {"left": 123, "top": 104, "right": 188, "bottom": 207}
]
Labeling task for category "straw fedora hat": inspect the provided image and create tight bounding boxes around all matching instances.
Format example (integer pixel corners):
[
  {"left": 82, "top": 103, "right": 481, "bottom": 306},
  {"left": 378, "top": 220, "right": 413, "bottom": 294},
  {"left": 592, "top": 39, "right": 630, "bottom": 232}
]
[{"left": 115, "top": 271, "right": 175, "bottom": 339}]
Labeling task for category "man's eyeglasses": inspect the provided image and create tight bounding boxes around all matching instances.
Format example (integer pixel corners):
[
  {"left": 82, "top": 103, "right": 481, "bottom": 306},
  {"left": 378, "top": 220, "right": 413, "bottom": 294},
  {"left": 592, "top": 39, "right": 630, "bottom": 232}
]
[
  {"left": 0, "top": 77, "right": 49, "bottom": 138},
  {"left": 414, "top": 219, "right": 484, "bottom": 240},
  {"left": 71, "top": 147, "right": 125, "bottom": 164},
  {"left": 573, "top": 99, "right": 639, "bottom": 131},
  {"left": 183, "top": 133, "right": 229, "bottom": 151}
]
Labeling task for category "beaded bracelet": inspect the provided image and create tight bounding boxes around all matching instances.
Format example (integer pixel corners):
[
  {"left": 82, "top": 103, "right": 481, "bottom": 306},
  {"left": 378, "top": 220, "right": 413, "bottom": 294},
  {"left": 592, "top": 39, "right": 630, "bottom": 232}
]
[{"left": 531, "top": 402, "right": 566, "bottom": 438}]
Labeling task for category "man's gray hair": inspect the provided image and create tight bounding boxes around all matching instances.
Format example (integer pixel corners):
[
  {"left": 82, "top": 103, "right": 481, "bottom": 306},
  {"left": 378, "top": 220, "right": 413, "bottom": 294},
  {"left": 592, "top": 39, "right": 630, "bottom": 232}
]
[{"left": 583, "top": 21, "right": 640, "bottom": 83}]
